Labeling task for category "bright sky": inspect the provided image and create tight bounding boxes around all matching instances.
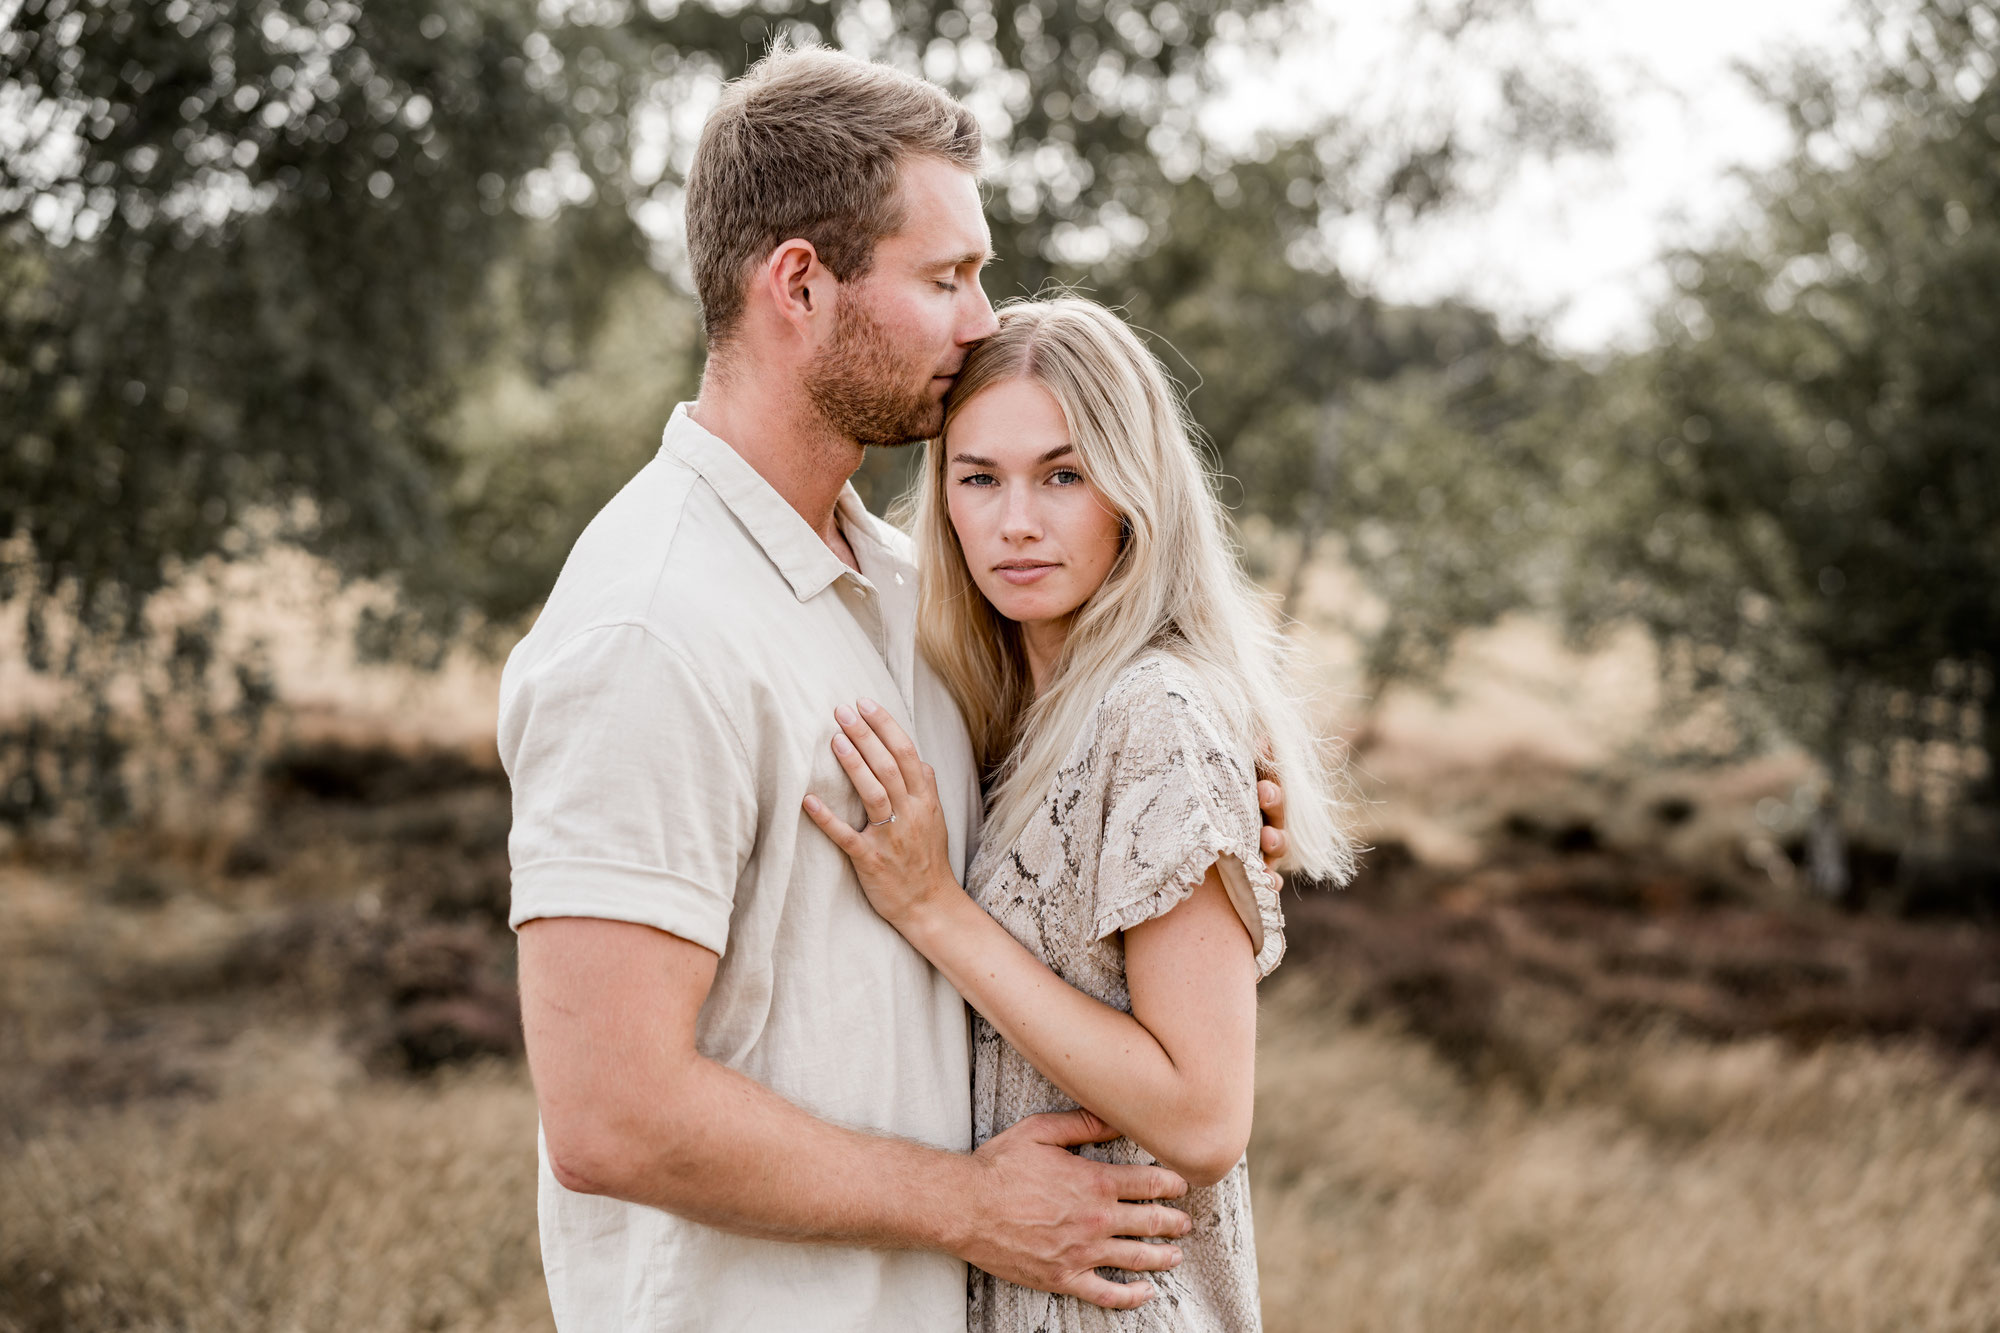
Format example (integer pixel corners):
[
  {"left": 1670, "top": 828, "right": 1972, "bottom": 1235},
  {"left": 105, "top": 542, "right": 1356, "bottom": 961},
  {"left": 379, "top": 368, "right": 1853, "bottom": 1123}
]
[{"left": 1202, "top": 0, "right": 1863, "bottom": 355}]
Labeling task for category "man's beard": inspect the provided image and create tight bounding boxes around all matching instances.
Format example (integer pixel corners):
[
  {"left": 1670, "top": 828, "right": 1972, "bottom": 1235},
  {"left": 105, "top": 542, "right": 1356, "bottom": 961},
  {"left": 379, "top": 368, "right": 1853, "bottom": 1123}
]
[{"left": 803, "top": 294, "right": 943, "bottom": 448}]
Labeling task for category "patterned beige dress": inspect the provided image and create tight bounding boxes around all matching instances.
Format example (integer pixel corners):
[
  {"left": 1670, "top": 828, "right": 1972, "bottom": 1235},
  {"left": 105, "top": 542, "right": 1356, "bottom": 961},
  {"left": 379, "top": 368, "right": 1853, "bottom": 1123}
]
[{"left": 966, "top": 652, "right": 1286, "bottom": 1333}]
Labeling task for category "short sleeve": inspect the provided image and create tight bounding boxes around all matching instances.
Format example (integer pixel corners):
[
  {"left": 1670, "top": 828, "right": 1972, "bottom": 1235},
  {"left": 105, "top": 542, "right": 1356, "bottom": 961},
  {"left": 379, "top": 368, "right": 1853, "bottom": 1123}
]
[
  {"left": 498, "top": 623, "right": 757, "bottom": 956},
  {"left": 1090, "top": 661, "right": 1286, "bottom": 978}
]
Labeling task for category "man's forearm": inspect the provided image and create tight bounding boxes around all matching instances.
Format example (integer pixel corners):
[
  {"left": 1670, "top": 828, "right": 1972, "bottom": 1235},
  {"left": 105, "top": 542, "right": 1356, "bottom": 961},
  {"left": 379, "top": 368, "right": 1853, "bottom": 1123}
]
[
  {"left": 519, "top": 917, "right": 1192, "bottom": 1310},
  {"left": 543, "top": 1048, "right": 979, "bottom": 1253}
]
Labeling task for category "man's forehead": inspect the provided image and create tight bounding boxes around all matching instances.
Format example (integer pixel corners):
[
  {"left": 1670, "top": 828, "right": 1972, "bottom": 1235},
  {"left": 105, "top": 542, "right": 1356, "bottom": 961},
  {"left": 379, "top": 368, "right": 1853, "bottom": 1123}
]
[{"left": 888, "top": 157, "right": 992, "bottom": 261}]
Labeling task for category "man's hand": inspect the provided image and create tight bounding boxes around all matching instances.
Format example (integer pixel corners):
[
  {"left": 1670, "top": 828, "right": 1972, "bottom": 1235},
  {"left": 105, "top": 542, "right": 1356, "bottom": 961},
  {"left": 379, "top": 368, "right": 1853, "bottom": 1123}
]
[
  {"left": 956, "top": 1109, "right": 1192, "bottom": 1311},
  {"left": 1257, "top": 774, "right": 1289, "bottom": 863}
]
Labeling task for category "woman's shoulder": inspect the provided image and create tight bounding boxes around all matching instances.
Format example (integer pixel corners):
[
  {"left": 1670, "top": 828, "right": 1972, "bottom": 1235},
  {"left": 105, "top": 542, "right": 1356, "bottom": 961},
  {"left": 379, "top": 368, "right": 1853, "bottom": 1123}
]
[{"left": 1095, "top": 649, "right": 1235, "bottom": 743}]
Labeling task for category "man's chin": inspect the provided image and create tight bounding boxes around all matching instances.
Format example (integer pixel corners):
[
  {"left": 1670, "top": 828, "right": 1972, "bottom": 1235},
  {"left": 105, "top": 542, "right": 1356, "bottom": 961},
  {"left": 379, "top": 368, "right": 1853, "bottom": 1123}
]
[{"left": 861, "top": 406, "right": 945, "bottom": 448}]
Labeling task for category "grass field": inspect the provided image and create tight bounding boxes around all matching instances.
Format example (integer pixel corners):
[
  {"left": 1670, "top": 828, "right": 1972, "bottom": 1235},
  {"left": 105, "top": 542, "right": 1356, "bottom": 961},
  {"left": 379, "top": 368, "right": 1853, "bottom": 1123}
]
[{"left": 2, "top": 739, "right": 1996, "bottom": 1332}]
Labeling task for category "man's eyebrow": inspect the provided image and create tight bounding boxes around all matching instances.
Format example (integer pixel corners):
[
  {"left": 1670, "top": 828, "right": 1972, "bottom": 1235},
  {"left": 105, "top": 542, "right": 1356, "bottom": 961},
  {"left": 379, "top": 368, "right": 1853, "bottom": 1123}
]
[{"left": 930, "top": 249, "right": 995, "bottom": 270}]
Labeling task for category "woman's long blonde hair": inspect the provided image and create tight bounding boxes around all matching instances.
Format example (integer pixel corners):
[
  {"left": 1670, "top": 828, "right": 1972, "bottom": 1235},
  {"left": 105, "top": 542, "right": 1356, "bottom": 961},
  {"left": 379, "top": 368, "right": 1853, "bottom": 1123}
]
[{"left": 898, "top": 297, "right": 1355, "bottom": 882}]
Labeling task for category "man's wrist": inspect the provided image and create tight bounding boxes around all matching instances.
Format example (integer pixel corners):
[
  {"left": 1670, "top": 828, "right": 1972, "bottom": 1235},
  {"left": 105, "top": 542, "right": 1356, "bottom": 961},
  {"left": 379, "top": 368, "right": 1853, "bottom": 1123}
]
[{"left": 911, "top": 1144, "right": 988, "bottom": 1259}]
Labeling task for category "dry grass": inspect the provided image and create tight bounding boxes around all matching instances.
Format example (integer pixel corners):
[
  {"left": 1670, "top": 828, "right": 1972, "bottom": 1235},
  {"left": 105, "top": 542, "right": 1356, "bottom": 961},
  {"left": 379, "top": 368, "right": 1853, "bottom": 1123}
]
[
  {"left": 2, "top": 739, "right": 1997, "bottom": 1331},
  {"left": 0, "top": 1043, "right": 550, "bottom": 1333},
  {"left": 4, "top": 986, "right": 1995, "bottom": 1333},
  {"left": 1253, "top": 976, "right": 2000, "bottom": 1333}
]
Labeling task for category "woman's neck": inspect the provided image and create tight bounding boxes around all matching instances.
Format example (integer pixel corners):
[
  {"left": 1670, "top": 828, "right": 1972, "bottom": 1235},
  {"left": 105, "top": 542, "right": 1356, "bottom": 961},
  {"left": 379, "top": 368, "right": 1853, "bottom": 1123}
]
[{"left": 1019, "top": 617, "right": 1071, "bottom": 696}]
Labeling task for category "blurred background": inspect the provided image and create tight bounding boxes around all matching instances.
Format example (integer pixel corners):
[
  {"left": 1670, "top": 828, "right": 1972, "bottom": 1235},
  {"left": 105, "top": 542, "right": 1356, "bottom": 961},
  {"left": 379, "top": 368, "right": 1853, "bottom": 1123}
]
[{"left": 2, "top": 0, "right": 1997, "bottom": 1328}]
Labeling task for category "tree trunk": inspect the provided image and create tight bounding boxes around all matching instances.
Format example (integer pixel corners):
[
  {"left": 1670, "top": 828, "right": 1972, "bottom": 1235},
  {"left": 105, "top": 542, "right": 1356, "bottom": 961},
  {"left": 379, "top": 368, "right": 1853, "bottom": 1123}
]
[
  {"left": 1808, "top": 673, "right": 1857, "bottom": 900},
  {"left": 1281, "top": 400, "right": 1344, "bottom": 621},
  {"left": 1806, "top": 800, "right": 1850, "bottom": 900}
]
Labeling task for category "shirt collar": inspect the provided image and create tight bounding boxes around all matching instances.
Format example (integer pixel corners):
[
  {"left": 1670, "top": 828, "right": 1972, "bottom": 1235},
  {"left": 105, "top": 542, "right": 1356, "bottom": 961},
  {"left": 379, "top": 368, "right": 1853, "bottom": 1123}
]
[
  {"left": 836, "top": 485, "right": 917, "bottom": 585},
  {"left": 660, "top": 403, "right": 868, "bottom": 602}
]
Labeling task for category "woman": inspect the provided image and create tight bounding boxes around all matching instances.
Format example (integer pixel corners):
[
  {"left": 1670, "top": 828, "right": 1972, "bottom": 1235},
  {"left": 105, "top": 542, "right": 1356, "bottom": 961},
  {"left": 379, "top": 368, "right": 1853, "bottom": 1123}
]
[{"left": 803, "top": 298, "right": 1353, "bottom": 1330}]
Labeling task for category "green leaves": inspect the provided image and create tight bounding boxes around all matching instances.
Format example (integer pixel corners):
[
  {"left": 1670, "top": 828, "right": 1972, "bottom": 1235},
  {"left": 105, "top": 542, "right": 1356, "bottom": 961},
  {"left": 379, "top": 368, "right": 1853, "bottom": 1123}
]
[{"left": 1561, "top": 0, "right": 2000, "bottom": 842}]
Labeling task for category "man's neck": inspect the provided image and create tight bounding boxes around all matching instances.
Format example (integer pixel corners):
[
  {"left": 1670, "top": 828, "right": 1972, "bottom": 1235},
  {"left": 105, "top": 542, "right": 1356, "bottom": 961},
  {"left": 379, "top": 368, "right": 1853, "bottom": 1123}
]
[{"left": 690, "top": 362, "right": 865, "bottom": 569}]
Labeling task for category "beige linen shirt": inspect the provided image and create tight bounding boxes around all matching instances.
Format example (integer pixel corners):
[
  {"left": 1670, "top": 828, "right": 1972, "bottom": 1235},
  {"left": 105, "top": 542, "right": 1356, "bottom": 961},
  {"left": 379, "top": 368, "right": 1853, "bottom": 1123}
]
[{"left": 499, "top": 404, "right": 982, "bottom": 1332}]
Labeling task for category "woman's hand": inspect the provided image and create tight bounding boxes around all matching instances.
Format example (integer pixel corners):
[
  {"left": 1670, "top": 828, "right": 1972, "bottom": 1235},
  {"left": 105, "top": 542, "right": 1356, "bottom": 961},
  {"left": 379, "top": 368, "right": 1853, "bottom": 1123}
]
[{"left": 803, "top": 698, "right": 958, "bottom": 929}]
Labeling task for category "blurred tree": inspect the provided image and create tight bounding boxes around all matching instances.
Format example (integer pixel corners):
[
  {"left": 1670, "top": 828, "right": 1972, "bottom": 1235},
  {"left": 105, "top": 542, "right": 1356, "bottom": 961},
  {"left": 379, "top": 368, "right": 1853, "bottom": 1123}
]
[
  {"left": 1564, "top": 0, "right": 2000, "bottom": 891},
  {"left": 1088, "top": 142, "right": 1602, "bottom": 700},
  {"left": 0, "top": 0, "right": 1607, "bottom": 823},
  {"left": 0, "top": 0, "right": 634, "bottom": 649},
  {"left": 1, "top": 0, "right": 644, "bottom": 819}
]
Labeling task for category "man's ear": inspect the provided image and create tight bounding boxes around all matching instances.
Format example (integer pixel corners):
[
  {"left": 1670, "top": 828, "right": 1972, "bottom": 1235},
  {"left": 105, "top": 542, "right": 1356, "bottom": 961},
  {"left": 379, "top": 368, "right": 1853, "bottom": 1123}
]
[{"left": 759, "top": 237, "right": 833, "bottom": 342}]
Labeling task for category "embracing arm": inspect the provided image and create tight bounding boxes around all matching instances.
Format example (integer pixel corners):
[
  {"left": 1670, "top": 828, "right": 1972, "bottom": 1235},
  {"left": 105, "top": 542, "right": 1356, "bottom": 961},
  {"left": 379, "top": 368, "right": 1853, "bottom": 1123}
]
[
  {"left": 805, "top": 700, "right": 1261, "bottom": 1188},
  {"left": 898, "top": 869, "right": 1257, "bottom": 1187},
  {"left": 519, "top": 915, "right": 1194, "bottom": 1308}
]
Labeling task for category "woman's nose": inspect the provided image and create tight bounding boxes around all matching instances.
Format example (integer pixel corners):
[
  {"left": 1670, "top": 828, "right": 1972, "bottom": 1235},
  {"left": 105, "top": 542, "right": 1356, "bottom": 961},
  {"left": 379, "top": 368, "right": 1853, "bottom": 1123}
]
[{"left": 999, "top": 487, "right": 1041, "bottom": 541}]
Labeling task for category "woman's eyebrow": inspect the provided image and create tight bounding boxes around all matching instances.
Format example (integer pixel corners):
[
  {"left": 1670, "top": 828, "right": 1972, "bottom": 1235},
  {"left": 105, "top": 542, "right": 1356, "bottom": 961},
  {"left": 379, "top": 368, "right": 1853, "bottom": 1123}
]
[{"left": 950, "top": 444, "right": 1076, "bottom": 468}]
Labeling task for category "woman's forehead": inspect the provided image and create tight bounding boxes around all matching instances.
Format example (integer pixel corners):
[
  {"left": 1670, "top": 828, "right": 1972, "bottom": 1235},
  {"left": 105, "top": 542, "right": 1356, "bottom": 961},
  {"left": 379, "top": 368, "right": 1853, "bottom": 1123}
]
[{"left": 946, "top": 381, "right": 1070, "bottom": 460}]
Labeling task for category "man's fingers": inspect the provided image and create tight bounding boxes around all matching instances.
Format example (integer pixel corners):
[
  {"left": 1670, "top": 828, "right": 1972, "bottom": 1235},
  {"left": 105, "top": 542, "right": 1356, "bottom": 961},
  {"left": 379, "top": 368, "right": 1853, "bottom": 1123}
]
[
  {"left": 1067, "top": 1275, "right": 1156, "bottom": 1311},
  {"left": 1258, "top": 777, "right": 1288, "bottom": 860},
  {"left": 835, "top": 705, "right": 907, "bottom": 798},
  {"left": 1097, "top": 1239, "right": 1184, "bottom": 1273},
  {"left": 1019, "top": 1107, "right": 1117, "bottom": 1147},
  {"left": 829, "top": 733, "right": 893, "bottom": 821},
  {"left": 1099, "top": 1161, "right": 1188, "bottom": 1202},
  {"left": 1110, "top": 1202, "right": 1193, "bottom": 1240}
]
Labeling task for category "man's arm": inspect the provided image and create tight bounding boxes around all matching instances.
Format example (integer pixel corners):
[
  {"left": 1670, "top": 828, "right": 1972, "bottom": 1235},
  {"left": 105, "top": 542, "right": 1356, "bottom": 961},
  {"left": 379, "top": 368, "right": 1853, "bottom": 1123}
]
[{"left": 519, "top": 915, "right": 1193, "bottom": 1311}]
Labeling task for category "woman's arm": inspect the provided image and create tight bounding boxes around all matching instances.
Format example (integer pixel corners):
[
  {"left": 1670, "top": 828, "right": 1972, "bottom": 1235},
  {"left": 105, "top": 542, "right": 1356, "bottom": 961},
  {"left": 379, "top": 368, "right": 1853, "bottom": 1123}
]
[{"left": 803, "top": 699, "right": 1259, "bottom": 1187}]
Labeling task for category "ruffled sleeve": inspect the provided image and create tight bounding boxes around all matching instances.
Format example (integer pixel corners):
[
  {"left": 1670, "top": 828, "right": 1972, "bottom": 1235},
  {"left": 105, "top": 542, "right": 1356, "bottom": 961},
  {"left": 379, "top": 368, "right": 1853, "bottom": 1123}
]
[{"left": 1089, "top": 657, "right": 1286, "bottom": 978}]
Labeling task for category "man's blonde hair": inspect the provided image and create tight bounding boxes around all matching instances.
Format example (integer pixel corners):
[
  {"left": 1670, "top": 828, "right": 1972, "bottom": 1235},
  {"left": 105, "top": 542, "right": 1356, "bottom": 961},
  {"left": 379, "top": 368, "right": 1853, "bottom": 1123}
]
[
  {"left": 899, "top": 297, "right": 1357, "bottom": 884},
  {"left": 685, "top": 45, "right": 982, "bottom": 346}
]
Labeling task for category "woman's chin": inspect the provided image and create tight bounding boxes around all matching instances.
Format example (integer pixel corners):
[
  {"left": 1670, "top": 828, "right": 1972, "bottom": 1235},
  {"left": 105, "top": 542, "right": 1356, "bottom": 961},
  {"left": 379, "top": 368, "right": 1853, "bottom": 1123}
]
[
  {"left": 974, "top": 577, "right": 1088, "bottom": 629},
  {"left": 1001, "top": 604, "right": 1079, "bottom": 632}
]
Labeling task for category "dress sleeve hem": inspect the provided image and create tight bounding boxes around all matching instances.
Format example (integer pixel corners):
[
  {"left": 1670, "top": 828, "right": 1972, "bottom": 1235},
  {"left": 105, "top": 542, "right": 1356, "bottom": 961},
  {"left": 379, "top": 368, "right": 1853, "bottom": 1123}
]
[{"left": 1093, "top": 838, "right": 1287, "bottom": 978}]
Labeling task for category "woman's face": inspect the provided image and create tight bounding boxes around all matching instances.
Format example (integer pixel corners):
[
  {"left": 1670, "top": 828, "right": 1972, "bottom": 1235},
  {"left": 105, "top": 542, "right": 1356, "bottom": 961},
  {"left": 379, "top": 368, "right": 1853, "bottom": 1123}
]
[{"left": 944, "top": 378, "right": 1125, "bottom": 631}]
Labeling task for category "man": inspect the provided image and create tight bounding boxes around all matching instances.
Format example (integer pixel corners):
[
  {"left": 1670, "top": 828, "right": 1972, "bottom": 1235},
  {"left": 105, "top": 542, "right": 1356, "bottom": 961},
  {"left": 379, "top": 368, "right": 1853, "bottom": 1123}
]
[{"left": 501, "top": 45, "right": 1286, "bottom": 1331}]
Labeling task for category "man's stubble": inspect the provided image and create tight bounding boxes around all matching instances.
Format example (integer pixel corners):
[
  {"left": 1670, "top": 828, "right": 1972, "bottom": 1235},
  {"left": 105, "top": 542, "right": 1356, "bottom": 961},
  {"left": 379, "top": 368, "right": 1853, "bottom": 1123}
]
[{"left": 804, "top": 287, "right": 944, "bottom": 449}]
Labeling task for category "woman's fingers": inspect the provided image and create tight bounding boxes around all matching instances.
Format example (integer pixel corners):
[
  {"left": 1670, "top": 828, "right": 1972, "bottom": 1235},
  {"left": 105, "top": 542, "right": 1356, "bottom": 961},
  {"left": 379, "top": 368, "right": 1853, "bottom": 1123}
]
[
  {"left": 835, "top": 704, "right": 907, "bottom": 799},
  {"left": 855, "top": 698, "right": 932, "bottom": 797},
  {"left": 830, "top": 730, "right": 894, "bottom": 823},
  {"left": 802, "top": 793, "right": 863, "bottom": 853}
]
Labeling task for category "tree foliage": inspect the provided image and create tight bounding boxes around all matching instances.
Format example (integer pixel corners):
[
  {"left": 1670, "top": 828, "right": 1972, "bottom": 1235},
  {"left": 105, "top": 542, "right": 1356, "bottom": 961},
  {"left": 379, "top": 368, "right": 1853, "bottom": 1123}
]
[
  {"left": 0, "top": 0, "right": 1604, "bottom": 827},
  {"left": 0, "top": 0, "right": 632, "bottom": 647},
  {"left": 1559, "top": 0, "right": 2000, "bottom": 880}
]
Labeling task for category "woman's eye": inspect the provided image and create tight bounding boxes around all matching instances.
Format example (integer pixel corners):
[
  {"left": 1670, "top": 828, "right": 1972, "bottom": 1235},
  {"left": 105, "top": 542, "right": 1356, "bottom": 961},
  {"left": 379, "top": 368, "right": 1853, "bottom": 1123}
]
[
  {"left": 1049, "top": 469, "right": 1084, "bottom": 485},
  {"left": 956, "top": 472, "right": 996, "bottom": 486}
]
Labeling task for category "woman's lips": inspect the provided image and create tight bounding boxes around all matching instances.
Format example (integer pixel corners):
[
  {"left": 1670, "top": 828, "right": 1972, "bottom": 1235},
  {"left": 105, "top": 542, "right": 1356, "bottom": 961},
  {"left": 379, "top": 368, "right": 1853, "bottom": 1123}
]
[{"left": 994, "top": 562, "right": 1058, "bottom": 585}]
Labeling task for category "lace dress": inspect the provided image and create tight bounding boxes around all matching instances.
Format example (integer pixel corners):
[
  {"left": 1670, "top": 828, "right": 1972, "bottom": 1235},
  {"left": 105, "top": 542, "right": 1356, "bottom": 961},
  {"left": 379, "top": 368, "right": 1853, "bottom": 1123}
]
[{"left": 966, "top": 652, "right": 1286, "bottom": 1333}]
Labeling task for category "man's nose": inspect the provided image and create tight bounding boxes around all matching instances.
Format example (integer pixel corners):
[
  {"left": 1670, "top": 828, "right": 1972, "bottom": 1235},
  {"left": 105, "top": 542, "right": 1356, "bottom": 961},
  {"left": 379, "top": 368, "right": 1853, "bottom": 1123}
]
[{"left": 959, "top": 280, "right": 999, "bottom": 345}]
